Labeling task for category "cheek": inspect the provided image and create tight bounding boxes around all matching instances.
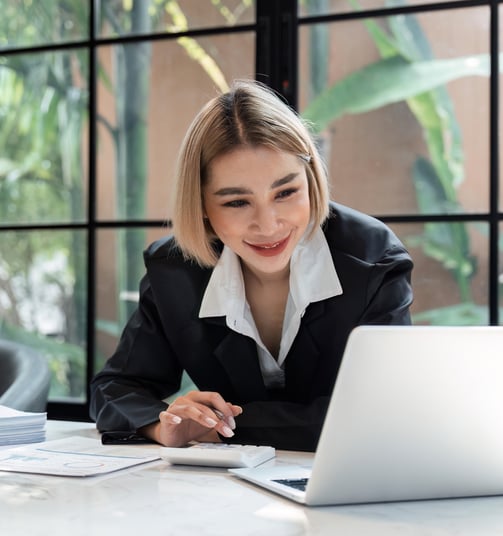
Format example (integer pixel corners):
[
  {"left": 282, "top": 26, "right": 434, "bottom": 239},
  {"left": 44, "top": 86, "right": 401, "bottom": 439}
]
[
  {"left": 290, "top": 192, "right": 311, "bottom": 224},
  {"left": 205, "top": 208, "right": 240, "bottom": 240}
]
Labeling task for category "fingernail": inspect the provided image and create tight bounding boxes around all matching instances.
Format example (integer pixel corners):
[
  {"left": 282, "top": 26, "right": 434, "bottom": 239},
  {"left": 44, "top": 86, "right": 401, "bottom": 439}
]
[
  {"left": 205, "top": 417, "right": 218, "bottom": 427},
  {"left": 221, "top": 425, "right": 234, "bottom": 438},
  {"left": 226, "top": 416, "right": 236, "bottom": 429},
  {"left": 171, "top": 415, "right": 182, "bottom": 424}
]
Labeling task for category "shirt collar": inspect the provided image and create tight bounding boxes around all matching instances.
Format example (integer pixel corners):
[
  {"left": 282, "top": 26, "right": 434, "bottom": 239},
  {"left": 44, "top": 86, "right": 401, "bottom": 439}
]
[
  {"left": 289, "top": 225, "right": 343, "bottom": 309},
  {"left": 198, "top": 244, "right": 246, "bottom": 321}
]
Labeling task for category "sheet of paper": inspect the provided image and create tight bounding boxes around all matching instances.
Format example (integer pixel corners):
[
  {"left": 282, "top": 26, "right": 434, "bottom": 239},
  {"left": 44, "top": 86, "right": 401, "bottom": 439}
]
[
  {"left": 0, "top": 404, "right": 46, "bottom": 446},
  {"left": 0, "top": 405, "right": 46, "bottom": 421},
  {"left": 0, "top": 436, "right": 160, "bottom": 476}
]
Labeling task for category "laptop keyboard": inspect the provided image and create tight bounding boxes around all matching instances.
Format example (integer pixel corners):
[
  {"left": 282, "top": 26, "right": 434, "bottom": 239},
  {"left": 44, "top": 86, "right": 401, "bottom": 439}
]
[{"left": 273, "top": 478, "right": 309, "bottom": 491}]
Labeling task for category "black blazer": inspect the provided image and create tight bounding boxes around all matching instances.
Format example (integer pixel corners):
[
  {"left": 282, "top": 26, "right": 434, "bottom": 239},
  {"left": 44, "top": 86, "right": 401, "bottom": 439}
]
[{"left": 90, "top": 202, "right": 413, "bottom": 451}]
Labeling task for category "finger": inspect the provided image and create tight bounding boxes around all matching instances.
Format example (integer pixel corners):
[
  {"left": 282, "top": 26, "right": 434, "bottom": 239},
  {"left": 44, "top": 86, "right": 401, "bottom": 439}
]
[
  {"left": 198, "top": 397, "right": 242, "bottom": 433},
  {"left": 219, "top": 404, "right": 243, "bottom": 429},
  {"left": 168, "top": 393, "right": 239, "bottom": 437},
  {"left": 213, "top": 418, "right": 235, "bottom": 438},
  {"left": 166, "top": 402, "right": 229, "bottom": 434},
  {"left": 228, "top": 403, "right": 243, "bottom": 416},
  {"left": 214, "top": 409, "right": 235, "bottom": 430},
  {"left": 181, "top": 404, "right": 235, "bottom": 438},
  {"left": 190, "top": 391, "right": 237, "bottom": 420},
  {"left": 180, "top": 391, "right": 242, "bottom": 420},
  {"left": 159, "top": 410, "right": 182, "bottom": 425}
]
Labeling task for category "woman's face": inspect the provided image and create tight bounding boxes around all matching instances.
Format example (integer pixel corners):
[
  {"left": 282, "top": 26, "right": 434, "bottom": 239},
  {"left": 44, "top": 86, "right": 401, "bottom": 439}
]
[{"left": 203, "top": 145, "right": 311, "bottom": 280}]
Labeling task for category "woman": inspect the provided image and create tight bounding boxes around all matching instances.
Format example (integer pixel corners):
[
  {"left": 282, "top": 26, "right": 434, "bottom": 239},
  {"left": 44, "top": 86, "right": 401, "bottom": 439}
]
[{"left": 90, "top": 80, "right": 413, "bottom": 452}]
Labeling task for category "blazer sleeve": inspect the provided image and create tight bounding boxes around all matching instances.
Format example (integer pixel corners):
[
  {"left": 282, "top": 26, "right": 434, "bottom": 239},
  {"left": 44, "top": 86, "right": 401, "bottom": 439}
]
[
  {"left": 359, "top": 244, "right": 413, "bottom": 325},
  {"left": 89, "top": 275, "right": 182, "bottom": 432}
]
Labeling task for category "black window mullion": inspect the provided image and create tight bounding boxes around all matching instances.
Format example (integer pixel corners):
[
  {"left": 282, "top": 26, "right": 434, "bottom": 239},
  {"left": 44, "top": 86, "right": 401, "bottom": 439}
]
[
  {"left": 489, "top": 0, "right": 500, "bottom": 325},
  {"left": 86, "top": 0, "right": 98, "bottom": 414},
  {"left": 256, "top": 0, "right": 298, "bottom": 107}
]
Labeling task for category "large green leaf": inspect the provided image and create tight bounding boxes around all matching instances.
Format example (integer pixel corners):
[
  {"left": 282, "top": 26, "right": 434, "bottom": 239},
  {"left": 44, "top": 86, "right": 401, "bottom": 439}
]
[
  {"left": 303, "top": 54, "right": 490, "bottom": 132},
  {"left": 346, "top": 0, "right": 400, "bottom": 58},
  {"left": 412, "top": 157, "right": 459, "bottom": 214},
  {"left": 387, "top": 1, "right": 434, "bottom": 61},
  {"left": 411, "top": 157, "right": 475, "bottom": 300}
]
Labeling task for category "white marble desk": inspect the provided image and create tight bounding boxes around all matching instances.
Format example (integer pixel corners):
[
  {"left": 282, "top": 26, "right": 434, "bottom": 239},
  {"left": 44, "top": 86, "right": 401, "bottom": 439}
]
[{"left": 2, "top": 420, "right": 503, "bottom": 535}]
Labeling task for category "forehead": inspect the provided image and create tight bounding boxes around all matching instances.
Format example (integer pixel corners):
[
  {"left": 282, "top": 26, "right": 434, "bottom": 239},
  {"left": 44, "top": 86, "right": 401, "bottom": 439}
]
[{"left": 206, "top": 146, "right": 303, "bottom": 185}]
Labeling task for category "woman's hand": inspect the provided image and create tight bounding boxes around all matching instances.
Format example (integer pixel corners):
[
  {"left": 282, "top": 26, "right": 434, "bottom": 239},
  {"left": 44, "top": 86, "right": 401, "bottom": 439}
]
[{"left": 140, "top": 391, "right": 243, "bottom": 447}]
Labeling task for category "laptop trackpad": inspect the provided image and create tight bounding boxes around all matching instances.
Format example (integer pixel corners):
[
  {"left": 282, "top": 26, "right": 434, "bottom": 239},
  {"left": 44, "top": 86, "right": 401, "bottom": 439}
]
[{"left": 230, "top": 465, "right": 312, "bottom": 502}]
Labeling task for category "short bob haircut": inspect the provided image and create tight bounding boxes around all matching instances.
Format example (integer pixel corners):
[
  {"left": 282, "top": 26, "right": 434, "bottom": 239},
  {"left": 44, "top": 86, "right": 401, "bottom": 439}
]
[{"left": 172, "top": 79, "right": 330, "bottom": 267}]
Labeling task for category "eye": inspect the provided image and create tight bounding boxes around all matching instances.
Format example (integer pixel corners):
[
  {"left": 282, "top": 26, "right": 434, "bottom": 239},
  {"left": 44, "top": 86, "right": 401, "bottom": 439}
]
[
  {"left": 276, "top": 188, "right": 298, "bottom": 200},
  {"left": 222, "top": 199, "right": 249, "bottom": 208}
]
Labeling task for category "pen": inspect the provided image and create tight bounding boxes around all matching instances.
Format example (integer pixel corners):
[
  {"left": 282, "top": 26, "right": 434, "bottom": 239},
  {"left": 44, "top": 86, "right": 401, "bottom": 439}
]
[{"left": 214, "top": 410, "right": 236, "bottom": 430}]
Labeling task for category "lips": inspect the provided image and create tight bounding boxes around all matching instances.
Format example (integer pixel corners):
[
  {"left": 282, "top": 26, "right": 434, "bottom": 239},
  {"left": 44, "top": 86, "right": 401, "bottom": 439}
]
[{"left": 245, "top": 235, "right": 290, "bottom": 257}]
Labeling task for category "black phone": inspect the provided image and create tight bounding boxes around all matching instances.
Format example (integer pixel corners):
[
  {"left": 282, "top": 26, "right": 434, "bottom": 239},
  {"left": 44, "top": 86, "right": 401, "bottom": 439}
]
[{"left": 101, "top": 431, "right": 156, "bottom": 445}]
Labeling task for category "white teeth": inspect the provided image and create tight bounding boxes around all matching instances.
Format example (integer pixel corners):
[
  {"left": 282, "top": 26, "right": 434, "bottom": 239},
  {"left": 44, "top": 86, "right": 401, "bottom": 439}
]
[{"left": 259, "top": 242, "right": 280, "bottom": 249}]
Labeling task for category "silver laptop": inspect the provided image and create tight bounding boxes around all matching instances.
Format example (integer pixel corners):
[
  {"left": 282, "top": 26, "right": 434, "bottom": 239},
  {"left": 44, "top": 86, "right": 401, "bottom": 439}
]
[{"left": 230, "top": 325, "right": 503, "bottom": 506}]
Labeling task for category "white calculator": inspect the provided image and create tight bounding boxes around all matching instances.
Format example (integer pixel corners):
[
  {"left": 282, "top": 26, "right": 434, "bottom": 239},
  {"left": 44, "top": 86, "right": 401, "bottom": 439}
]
[{"left": 159, "top": 442, "right": 276, "bottom": 468}]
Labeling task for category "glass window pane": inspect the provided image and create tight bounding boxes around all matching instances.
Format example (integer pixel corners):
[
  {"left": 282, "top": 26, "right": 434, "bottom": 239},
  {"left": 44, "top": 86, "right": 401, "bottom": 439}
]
[
  {"left": 96, "top": 32, "right": 255, "bottom": 221},
  {"left": 299, "top": 6, "right": 490, "bottom": 216},
  {"left": 97, "top": 0, "right": 255, "bottom": 37},
  {"left": 95, "top": 227, "right": 167, "bottom": 372},
  {"left": 0, "top": 49, "right": 89, "bottom": 225},
  {"left": 0, "top": 0, "right": 89, "bottom": 49},
  {"left": 0, "top": 229, "right": 87, "bottom": 402},
  {"left": 299, "top": 0, "right": 470, "bottom": 17},
  {"left": 392, "top": 221, "right": 489, "bottom": 325}
]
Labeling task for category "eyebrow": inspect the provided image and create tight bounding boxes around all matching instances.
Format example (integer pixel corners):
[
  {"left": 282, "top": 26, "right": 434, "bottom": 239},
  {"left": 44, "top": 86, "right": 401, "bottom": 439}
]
[{"left": 212, "top": 173, "right": 299, "bottom": 196}]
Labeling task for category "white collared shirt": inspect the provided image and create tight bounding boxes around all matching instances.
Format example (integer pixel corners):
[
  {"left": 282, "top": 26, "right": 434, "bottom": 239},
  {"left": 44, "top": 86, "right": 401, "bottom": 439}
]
[{"left": 199, "top": 227, "right": 343, "bottom": 389}]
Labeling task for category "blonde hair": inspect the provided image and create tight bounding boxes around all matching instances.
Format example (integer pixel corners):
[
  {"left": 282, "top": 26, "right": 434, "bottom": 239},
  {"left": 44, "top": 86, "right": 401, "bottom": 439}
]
[{"left": 172, "top": 79, "right": 329, "bottom": 267}]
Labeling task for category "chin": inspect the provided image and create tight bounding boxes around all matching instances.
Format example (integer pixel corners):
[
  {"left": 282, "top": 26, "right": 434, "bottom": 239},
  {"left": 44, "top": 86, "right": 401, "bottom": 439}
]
[{"left": 254, "top": 256, "right": 291, "bottom": 274}]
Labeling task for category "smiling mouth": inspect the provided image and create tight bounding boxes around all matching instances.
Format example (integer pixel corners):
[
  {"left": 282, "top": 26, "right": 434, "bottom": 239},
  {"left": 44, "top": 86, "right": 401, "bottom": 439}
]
[{"left": 245, "top": 235, "right": 290, "bottom": 256}]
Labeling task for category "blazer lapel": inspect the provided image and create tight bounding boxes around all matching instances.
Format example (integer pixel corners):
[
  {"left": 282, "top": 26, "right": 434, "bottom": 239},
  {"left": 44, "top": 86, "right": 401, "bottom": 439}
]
[
  {"left": 284, "top": 301, "right": 325, "bottom": 400},
  {"left": 212, "top": 330, "right": 268, "bottom": 401}
]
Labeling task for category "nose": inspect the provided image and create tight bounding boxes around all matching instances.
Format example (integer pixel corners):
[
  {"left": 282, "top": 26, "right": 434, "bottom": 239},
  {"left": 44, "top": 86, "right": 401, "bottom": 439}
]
[{"left": 250, "top": 204, "right": 280, "bottom": 234}]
